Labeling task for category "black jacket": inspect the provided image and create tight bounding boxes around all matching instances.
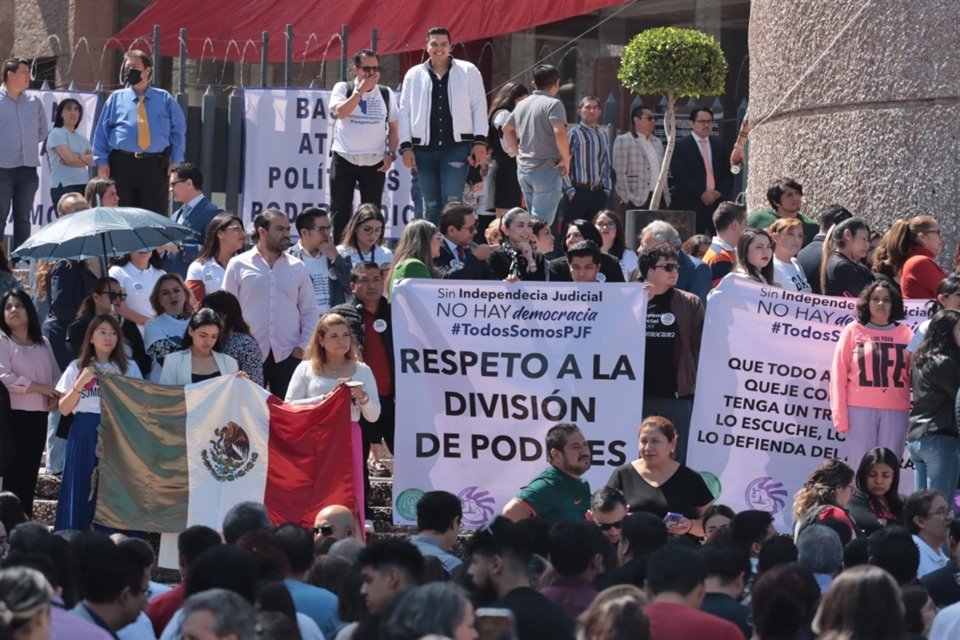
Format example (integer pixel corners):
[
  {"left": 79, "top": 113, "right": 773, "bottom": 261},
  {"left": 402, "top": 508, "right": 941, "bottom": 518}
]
[
  {"left": 434, "top": 243, "right": 497, "bottom": 280},
  {"left": 822, "top": 252, "right": 874, "bottom": 297},
  {"left": 329, "top": 295, "right": 394, "bottom": 378},
  {"left": 908, "top": 355, "right": 960, "bottom": 441},
  {"left": 547, "top": 254, "right": 625, "bottom": 283}
]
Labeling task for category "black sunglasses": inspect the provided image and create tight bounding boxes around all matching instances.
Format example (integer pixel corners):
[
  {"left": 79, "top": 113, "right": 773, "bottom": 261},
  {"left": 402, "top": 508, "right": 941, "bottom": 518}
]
[
  {"left": 313, "top": 525, "right": 334, "bottom": 536},
  {"left": 596, "top": 520, "right": 624, "bottom": 531},
  {"left": 106, "top": 291, "right": 128, "bottom": 301},
  {"left": 651, "top": 263, "right": 680, "bottom": 273}
]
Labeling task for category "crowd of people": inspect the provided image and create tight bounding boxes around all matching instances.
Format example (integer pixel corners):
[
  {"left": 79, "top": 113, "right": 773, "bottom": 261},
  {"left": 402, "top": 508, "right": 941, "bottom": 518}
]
[{"left": 0, "top": 23, "right": 958, "bottom": 640}]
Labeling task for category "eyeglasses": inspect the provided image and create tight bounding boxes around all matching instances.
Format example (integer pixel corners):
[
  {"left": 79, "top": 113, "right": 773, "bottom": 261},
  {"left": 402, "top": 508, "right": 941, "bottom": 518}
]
[
  {"left": 651, "top": 263, "right": 680, "bottom": 272},
  {"left": 313, "top": 525, "right": 335, "bottom": 536},
  {"left": 309, "top": 225, "right": 333, "bottom": 233},
  {"left": 928, "top": 508, "right": 954, "bottom": 519},
  {"left": 223, "top": 225, "right": 244, "bottom": 232},
  {"left": 106, "top": 291, "right": 128, "bottom": 301},
  {"left": 463, "top": 224, "right": 477, "bottom": 232},
  {"left": 169, "top": 180, "right": 185, "bottom": 187},
  {"left": 596, "top": 221, "right": 617, "bottom": 229},
  {"left": 359, "top": 65, "right": 380, "bottom": 73},
  {"left": 359, "top": 226, "right": 383, "bottom": 235},
  {"left": 596, "top": 520, "right": 623, "bottom": 531}
]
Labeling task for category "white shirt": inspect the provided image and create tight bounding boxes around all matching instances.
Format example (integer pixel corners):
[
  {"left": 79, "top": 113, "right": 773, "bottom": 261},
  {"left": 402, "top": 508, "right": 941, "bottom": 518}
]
[
  {"left": 773, "top": 256, "right": 812, "bottom": 292},
  {"left": 337, "top": 244, "right": 394, "bottom": 268},
  {"left": 914, "top": 534, "right": 950, "bottom": 578},
  {"left": 619, "top": 250, "right": 639, "bottom": 282},
  {"left": 907, "top": 318, "right": 929, "bottom": 353},
  {"left": 330, "top": 80, "right": 398, "bottom": 160},
  {"left": 160, "top": 609, "right": 324, "bottom": 640},
  {"left": 185, "top": 258, "right": 226, "bottom": 295},
  {"left": 56, "top": 359, "right": 142, "bottom": 414},
  {"left": 108, "top": 262, "right": 165, "bottom": 328},
  {"left": 286, "top": 361, "right": 381, "bottom": 423},
  {"left": 297, "top": 242, "right": 332, "bottom": 313},
  {"left": 931, "top": 601, "right": 960, "bottom": 640}
]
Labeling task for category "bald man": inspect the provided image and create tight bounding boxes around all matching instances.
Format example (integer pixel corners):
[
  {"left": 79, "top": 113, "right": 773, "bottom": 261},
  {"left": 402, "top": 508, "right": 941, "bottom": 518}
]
[
  {"left": 314, "top": 505, "right": 360, "bottom": 541},
  {"left": 57, "top": 192, "right": 89, "bottom": 215}
]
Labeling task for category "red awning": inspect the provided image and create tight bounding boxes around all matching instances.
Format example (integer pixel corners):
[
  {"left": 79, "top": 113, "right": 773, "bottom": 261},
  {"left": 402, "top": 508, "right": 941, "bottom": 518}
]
[{"left": 114, "top": 0, "right": 629, "bottom": 63}]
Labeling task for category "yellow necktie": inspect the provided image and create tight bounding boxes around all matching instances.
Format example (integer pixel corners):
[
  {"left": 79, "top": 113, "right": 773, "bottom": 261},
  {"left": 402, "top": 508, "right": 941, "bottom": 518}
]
[{"left": 137, "top": 96, "right": 151, "bottom": 150}]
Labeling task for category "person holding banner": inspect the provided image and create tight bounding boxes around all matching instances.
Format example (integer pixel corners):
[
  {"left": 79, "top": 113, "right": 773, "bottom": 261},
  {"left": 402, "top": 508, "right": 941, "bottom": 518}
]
[
  {"left": 907, "top": 309, "right": 960, "bottom": 505},
  {"left": 337, "top": 204, "right": 394, "bottom": 270},
  {"left": 769, "top": 218, "right": 812, "bottom": 293},
  {"left": 637, "top": 246, "right": 703, "bottom": 464},
  {"left": 385, "top": 220, "right": 442, "bottom": 299},
  {"left": 487, "top": 208, "right": 547, "bottom": 282},
  {"left": 285, "top": 313, "right": 380, "bottom": 528},
  {"left": 829, "top": 280, "right": 912, "bottom": 467},
  {"left": 605, "top": 416, "right": 713, "bottom": 538},
  {"left": 159, "top": 308, "right": 240, "bottom": 385},
  {"left": 46, "top": 98, "right": 94, "bottom": 206},
  {"left": 821, "top": 217, "right": 873, "bottom": 297},
  {"left": 54, "top": 314, "right": 142, "bottom": 531},
  {"left": 201, "top": 290, "right": 264, "bottom": 387}
]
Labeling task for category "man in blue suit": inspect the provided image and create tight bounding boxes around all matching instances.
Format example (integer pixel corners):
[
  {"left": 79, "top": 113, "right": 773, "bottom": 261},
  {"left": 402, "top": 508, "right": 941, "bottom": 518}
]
[{"left": 163, "top": 163, "right": 223, "bottom": 277}]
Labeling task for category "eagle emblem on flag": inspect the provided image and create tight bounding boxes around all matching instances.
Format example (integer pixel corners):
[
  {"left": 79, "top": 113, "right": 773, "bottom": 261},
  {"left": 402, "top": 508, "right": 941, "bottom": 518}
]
[{"left": 201, "top": 421, "right": 259, "bottom": 482}]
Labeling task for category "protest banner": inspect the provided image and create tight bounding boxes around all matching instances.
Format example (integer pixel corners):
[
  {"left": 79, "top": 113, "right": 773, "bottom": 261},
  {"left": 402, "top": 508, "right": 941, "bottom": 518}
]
[
  {"left": 2, "top": 90, "right": 99, "bottom": 240},
  {"left": 390, "top": 280, "right": 648, "bottom": 526},
  {"left": 687, "top": 276, "right": 927, "bottom": 530},
  {"left": 241, "top": 88, "right": 413, "bottom": 239}
]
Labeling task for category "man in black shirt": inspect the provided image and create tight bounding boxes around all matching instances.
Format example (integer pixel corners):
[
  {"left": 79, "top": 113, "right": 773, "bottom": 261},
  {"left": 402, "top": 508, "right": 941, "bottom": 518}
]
[
  {"left": 700, "top": 541, "right": 753, "bottom": 638},
  {"left": 468, "top": 517, "right": 575, "bottom": 640},
  {"left": 637, "top": 246, "right": 704, "bottom": 464},
  {"left": 922, "top": 519, "right": 960, "bottom": 607}
]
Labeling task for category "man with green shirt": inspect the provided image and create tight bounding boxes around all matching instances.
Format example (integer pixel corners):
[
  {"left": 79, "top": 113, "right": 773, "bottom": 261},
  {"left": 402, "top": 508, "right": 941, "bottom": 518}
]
[
  {"left": 502, "top": 423, "right": 592, "bottom": 523},
  {"left": 747, "top": 177, "right": 819, "bottom": 246}
]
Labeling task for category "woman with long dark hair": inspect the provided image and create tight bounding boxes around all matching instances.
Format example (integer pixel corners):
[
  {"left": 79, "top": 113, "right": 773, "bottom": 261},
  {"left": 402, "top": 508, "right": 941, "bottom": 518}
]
[
  {"left": 83, "top": 176, "right": 119, "bottom": 207},
  {"left": 732, "top": 228, "right": 775, "bottom": 285},
  {"left": 548, "top": 218, "right": 623, "bottom": 282},
  {"left": 0, "top": 289, "right": 60, "bottom": 517},
  {"left": 846, "top": 447, "right": 904, "bottom": 537},
  {"left": 54, "top": 314, "right": 141, "bottom": 531},
  {"left": 66, "top": 276, "right": 150, "bottom": 377},
  {"left": 875, "top": 215, "right": 945, "bottom": 299},
  {"left": 337, "top": 204, "right": 393, "bottom": 269},
  {"left": 907, "top": 309, "right": 960, "bottom": 504},
  {"left": 46, "top": 97, "right": 93, "bottom": 205},
  {"left": 487, "top": 208, "right": 548, "bottom": 282},
  {"left": 821, "top": 217, "right": 873, "bottom": 297},
  {"left": 594, "top": 210, "right": 637, "bottom": 281},
  {"left": 815, "top": 565, "right": 905, "bottom": 640},
  {"left": 185, "top": 213, "right": 246, "bottom": 303},
  {"left": 385, "top": 220, "right": 441, "bottom": 299},
  {"left": 829, "top": 280, "right": 912, "bottom": 466},
  {"left": 486, "top": 82, "right": 529, "bottom": 215},
  {"left": 202, "top": 290, "right": 264, "bottom": 386},
  {"left": 159, "top": 308, "right": 240, "bottom": 385}
]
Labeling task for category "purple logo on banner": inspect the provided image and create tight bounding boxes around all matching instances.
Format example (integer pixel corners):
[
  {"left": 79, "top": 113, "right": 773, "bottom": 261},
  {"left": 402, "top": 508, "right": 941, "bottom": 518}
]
[
  {"left": 745, "top": 477, "right": 789, "bottom": 515},
  {"left": 459, "top": 486, "right": 497, "bottom": 526}
]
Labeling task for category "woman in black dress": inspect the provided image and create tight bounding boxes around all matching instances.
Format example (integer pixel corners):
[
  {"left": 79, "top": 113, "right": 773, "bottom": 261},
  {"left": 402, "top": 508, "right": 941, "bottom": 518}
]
[
  {"left": 486, "top": 82, "right": 529, "bottom": 214},
  {"left": 606, "top": 415, "right": 714, "bottom": 538}
]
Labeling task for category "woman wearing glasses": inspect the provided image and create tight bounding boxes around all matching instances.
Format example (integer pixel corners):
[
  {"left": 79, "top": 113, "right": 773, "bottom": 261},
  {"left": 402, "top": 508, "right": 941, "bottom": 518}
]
[
  {"left": 904, "top": 490, "right": 952, "bottom": 578},
  {"left": 185, "top": 213, "right": 247, "bottom": 303},
  {"left": 593, "top": 210, "right": 637, "bottom": 281},
  {"left": 337, "top": 204, "right": 393, "bottom": 269},
  {"left": 66, "top": 277, "right": 150, "bottom": 377}
]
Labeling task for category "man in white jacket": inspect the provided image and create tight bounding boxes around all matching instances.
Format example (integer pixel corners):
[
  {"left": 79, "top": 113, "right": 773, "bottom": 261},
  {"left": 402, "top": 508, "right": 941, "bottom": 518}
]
[{"left": 398, "top": 27, "right": 488, "bottom": 224}]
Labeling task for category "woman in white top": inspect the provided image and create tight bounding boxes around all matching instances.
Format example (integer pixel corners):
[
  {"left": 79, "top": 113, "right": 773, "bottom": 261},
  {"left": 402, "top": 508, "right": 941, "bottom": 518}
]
[
  {"left": 46, "top": 98, "right": 94, "bottom": 205},
  {"left": 108, "top": 250, "right": 165, "bottom": 329},
  {"left": 185, "top": 213, "right": 246, "bottom": 304},
  {"left": 336, "top": 204, "right": 393, "bottom": 269},
  {"left": 594, "top": 209, "right": 638, "bottom": 281},
  {"left": 160, "top": 308, "right": 241, "bottom": 385},
  {"left": 769, "top": 217, "right": 812, "bottom": 292},
  {"left": 286, "top": 312, "right": 380, "bottom": 523},
  {"left": 143, "top": 274, "right": 194, "bottom": 382},
  {"left": 54, "top": 314, "right": 142, "bottom": 531}
]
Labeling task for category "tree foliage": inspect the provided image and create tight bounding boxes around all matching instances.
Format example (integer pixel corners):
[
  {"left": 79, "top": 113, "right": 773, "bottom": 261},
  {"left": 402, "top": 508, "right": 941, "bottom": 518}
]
[{"left": 618, "top": 27, "right": 727, "bottom": 98}]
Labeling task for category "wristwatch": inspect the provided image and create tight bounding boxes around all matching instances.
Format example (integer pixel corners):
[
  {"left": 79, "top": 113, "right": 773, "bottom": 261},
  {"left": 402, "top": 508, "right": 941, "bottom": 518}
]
[{"left": 385, "top": 151, "right": 396, "bottom": 159}]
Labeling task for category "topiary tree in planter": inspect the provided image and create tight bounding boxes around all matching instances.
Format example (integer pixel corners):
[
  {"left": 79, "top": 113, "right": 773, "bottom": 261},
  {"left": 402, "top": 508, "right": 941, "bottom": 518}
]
[{"left": 618, "top": 27, "right": 728, "bottom": 209}]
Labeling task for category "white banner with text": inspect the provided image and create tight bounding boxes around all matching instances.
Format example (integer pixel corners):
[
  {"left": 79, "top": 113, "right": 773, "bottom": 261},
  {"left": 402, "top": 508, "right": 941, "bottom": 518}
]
[
  {"left": 687, "top": 277, "right": 926, "bottom": 530},
  {"left": 390, "top": 280, "right": 648, "bottom": 526},
  {"left": 241, "top": 88, "right": 414, "bottom": 239}
]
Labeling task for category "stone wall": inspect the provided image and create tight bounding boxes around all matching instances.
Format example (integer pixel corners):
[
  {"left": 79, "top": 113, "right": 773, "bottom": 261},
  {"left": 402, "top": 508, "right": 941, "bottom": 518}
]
[{"left": 747, "top": 0, "right": 960, "bottom": 260}]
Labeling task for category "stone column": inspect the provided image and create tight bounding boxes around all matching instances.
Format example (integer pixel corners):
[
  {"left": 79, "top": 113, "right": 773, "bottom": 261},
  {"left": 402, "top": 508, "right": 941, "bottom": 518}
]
[{"left": 747, "top": 0, "right": 960, "bottom": 258}]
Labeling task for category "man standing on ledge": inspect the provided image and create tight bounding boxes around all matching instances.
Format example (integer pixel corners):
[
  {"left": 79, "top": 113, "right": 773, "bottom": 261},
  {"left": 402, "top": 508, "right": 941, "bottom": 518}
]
[
  {"left": 93, "top": 50, "right": 186, "bottom": 215},
  {"left": 562, "top": 96, "right": 612, "bottom": 222},
  {"left": 0, "top": 58, "right": 47, "bottom": 251},
  {"left": 398, "top": 27, "right": 488, "bottom": 224},
  {"left": 502, "top": 423, "right": 592, "bottom": 523}
]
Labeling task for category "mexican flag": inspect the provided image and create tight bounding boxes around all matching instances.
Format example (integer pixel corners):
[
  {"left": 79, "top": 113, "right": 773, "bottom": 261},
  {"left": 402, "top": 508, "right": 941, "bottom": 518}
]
[{"left": 94, "top": 374, "right": 355, "bottom": 534}]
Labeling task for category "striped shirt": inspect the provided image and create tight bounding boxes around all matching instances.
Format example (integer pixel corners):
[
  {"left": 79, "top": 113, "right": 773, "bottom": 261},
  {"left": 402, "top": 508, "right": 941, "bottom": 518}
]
[{"left": 563, "top": 122, "right": 612, "bottom": 196}]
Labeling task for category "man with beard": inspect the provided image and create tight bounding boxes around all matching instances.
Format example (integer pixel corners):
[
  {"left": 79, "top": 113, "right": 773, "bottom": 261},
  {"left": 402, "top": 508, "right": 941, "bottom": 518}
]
[
  {"left": 502, "top": 423, "right": 592, "bottom": 522},
  {"left": 223, "top": 209, "right": 319, "bottom": 398},
  {"left": 468, "top": 516, "right": 575, "bottom": 640}
]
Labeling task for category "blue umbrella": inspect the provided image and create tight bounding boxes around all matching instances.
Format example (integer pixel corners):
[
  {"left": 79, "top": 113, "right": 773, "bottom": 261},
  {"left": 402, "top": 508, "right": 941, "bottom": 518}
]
[{"left": 11, "top": 206, "right": 196, "bottom": 262}]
